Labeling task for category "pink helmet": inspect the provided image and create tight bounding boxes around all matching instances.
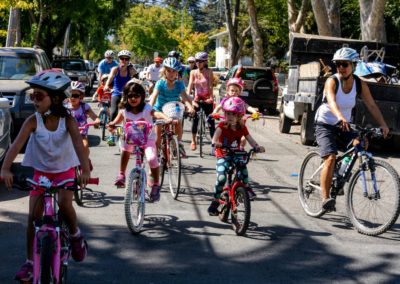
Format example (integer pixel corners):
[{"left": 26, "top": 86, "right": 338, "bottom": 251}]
[
  {"left": 222, "top": 97, "right": 246, "bottom": 115},
  {"left": 227, "top": 77, "right": 244, "bottom": 92}
]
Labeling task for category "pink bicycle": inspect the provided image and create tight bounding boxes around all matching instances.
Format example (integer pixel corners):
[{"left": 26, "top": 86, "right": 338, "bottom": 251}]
[{"left": 17, "top": 175, "right": 98, "bottom": 284}]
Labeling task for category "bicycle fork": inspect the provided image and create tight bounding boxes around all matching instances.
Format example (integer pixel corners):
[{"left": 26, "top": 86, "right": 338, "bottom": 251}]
[{"left": 358, "top": 152, "right": 380, "bottom": 199}]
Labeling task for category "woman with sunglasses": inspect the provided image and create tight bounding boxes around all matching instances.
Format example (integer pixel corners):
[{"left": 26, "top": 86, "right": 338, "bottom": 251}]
[
  {"left": 1, "top": 70, "right": 90, "bottom": 281},
  {"left": 107, "top": 81, "right": 171, "bottom": 201},
  {"left": 150, "top": 57, "right": 195, "bottom": 157},
  {"left": 68, "top": 81, "right": 100, "bottom": 166},
  {"left": 104, "top": 50, "right": 138, "bottom": 146},
  {"left": 314, "top": 47, "right": 389, "bottom": 211},
  {"left": 186, "top": 51, "right": 215, "bottom": 151}
]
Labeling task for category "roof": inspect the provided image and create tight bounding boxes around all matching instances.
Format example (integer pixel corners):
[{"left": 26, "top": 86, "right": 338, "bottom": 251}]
[
  {"left": 0, "top": 47, "right": 45, "bottom": 54},
  {"left": 209, "top": 30, "right": 229, "bottom": 40}
]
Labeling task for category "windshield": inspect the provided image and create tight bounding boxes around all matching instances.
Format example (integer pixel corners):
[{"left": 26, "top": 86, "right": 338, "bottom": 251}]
[
  {"left": 0, "top": 53, "right": 39, "bottom": 80},
  {"left": 53, "top": 60, "right": 86, "bottom": 71},
  {"left": 241, "top": 69, "right": 273, "bottom": 81}
]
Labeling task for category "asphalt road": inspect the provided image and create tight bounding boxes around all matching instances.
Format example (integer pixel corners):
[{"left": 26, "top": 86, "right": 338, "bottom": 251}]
[{"left": 0, "top": 97, "right": 400, "bottom": 283}]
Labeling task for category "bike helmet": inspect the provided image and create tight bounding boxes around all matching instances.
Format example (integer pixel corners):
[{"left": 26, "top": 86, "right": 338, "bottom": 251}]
[
  {"left": 226, "top": 77, "right": 244, "bottom": 92},
  {"left": 332, "top": 47, "right": 359, "bottom": 62},
  {"left": 100, "top": 73, "right": 109, "bottom": 82},
  {"left": 26, "top": 69, "right": 71, "bottom": 96},
  {"left": 168, "top": 50, "right": 181, "bottom": 59},
  {"left": 163, "top": 57, "right": 181, "bottom": 71},
  {"left": 187, "top": 56, "right": 196, "bottom": 63},
  {"left": 104, "top": 50, "right": 114, "bottom": 58},
  {"left": 118, "top": 50, "right": 131, "bottom": 58},
  {"left": 70, "top": 81, "right": 86, "bottom": 93},
  {"left": 195, "top": 51, "right": 208, "bottom": 61},
  {"left": 222, "top": 97, "right": 246, "bottom": 115},
  {"left": 154, "top": 57, "right": 163, "bottom": 63}
]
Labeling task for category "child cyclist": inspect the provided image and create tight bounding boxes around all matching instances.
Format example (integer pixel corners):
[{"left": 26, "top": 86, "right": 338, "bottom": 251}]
[
  {"left": 149, "top": 57, "right": 195, "bottom": 156},
  {"left": 0, "top": 70, "right": 90, "bottom": 281},
  {"left": 108, "top": 80, "right": 171, "bottom": 202},
  {"left": 208, "top": 97, "right": 265, "bottom": 215},
  {"left": 68, "top": 81, "right": 100, "bottom": 164}
]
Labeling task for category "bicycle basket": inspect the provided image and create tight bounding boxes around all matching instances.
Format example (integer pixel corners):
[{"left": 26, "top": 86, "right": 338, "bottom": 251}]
[
  {"left": 124, "top": 120, "right": 152, "bottom": 146},
  {"left": 162, "top": 101, "right": 185, "bottom": 120}
]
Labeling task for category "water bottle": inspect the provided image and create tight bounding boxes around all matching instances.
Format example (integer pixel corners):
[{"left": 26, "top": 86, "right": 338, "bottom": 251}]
[
  {"left": 338, "top": 156, "right": 351, "bottom": 176},
  {"left": 175, "top": 103, "right": 180, "bottom": 119}
]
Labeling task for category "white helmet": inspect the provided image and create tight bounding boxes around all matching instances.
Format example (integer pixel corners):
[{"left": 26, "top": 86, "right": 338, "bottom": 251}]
[
  {"left": 332, "top": 47, "right": 359, "bottom": 62},
  {"left": 118, "top": 50, "right": 131, "bottom": 58},
  {"left": 187, "top": 56, "right": 196, "bottom": 63},
  {"left": 70, "top": 81, "right": 86, "bottom": 93},
  {"left": 104, "top": 50, "right": 114, "bottom": 58},
  {"left": 195, "top": 51, "right": 208, "bottom": 61}
]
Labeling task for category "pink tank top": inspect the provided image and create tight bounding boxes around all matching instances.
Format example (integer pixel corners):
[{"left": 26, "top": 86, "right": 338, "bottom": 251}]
[{"left": 194, "top": 69, "right": 210, "bottom": 100}]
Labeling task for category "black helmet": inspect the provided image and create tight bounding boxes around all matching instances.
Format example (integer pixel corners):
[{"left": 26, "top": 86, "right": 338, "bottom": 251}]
[{"left": 168, "top": 50, "right": 181, "bottom": 59}]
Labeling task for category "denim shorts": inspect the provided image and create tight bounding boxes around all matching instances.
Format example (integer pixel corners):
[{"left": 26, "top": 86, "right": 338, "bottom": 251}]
[{"left": 315, "top": 123, "right": 356, "bottom": 158}]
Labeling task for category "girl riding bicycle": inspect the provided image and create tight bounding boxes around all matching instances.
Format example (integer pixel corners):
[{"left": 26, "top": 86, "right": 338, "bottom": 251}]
[
  {"left": 150, "top": 57, "right": 195, "bottom": 156},
  {"left": 68, "top": 81, "right": 100, "bottom": 166},
  {"left": 108, "top": 81, "right": 171, "bottom": 202},
  {"left": 186, "top": 51, "right": 215, "bottom": 151},
  {"left": 0, "top": 70, "right": 90, "bottom": 281},
  {"left": 208, "top": 97, "right": 265, "bottom": 215}
]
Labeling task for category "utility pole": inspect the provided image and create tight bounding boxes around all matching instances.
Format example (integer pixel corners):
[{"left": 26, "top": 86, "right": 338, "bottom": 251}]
[
  {"left": 63, "top": 23, "right": 71, "bottom": 56},
  {"left": 6, "top": 7, "right": 20, "bottom": 47}
]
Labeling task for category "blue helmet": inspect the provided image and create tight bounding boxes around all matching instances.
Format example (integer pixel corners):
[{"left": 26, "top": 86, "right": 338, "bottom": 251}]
[
  {"left": 332, "top": 47, "right": 359, "bottom": 62},
  {"left": 163, "top": 57, "right": 181, "bottom": 71}
]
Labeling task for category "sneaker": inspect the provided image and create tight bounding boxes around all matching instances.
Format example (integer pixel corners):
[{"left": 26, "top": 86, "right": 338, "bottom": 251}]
[
  {"left": 150, "top": 185, "right": 161, "bottom": 202},
  {"left": 247, "top": 188, "right": 257, "bottom": 201},
  {"left": 322, "top": 198, "right": 336, "bottom": 211},
  {"left": 178, "top": 142, "right": 187, "bottom": 158},
  {"left": 107, "top": 135, "right": 115, "bottom": 146},
  {"left": 114, "top": 173, "right": 126, "bottom": 187},
  {"left": 70, "top": 235, "right": 88, "bottom": 262},
  {"left": 14, "top": 262, "right": 33, "bottom": 281},
  {"left": 208, "top": 200, "right": 220, "bottom": 216},
  {"left": 190, "top": 142, "right": 197, "bottom": 151}
]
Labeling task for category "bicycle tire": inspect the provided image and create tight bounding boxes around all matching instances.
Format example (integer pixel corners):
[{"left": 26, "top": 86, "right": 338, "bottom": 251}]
[
  {"left": 100, "top": 112, "right": 108, "bottom": 141},
  {"left": 116, "top": 126, "right": 124, "bottom": 153},
  {"left": 73, "top": 167, "right": 83, "bottom": 207},
  {"left": 298, "top": 151, "right": 325, "bottom": 217},
  {"left": 218, "top": 201, "right": 230, "bottom": 223},
  {"left": 40, "top": 235, "right": 53, "bottom": 284},
  {"left": 159, "top": 140, "right": 167, "bottom": 188},
  {"left": 199, "top": 111, "right": 204, "bottom": 158},
  {"left": 231, "top": 187, "right": 251, "bottom": 236},
  {"left": 125, "top": 169, "right": 145, "bottom": 234},
  {"left": 346, "top": 159, "right": 400, "bottom": 236},
  {"left": 60, "top": 264, "right": 68, "bottom": 284},
  {"left": 167, "top": 135, "right": 181, "bottom": 199}
]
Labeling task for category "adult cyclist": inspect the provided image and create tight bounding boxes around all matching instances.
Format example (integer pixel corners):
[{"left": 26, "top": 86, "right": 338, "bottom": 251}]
[
  {"left": 97, "top": 50, "right": 118, "bottom": 80},
  {"left": 314, "top": 47, "right": 389, "bottom": 211},
  {"left": 146, "top": 57, "right": 163, "bottom": 95}
]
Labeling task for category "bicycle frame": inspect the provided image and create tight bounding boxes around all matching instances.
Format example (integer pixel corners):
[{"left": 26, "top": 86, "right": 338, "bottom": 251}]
[{"left": 132, "top": 145, "right": 147, "bottom": 203}]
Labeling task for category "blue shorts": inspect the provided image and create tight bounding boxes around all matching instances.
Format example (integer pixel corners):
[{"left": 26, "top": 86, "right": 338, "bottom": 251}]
[{"left": 315, "top": 123, "right": 356, "bottom": 158}]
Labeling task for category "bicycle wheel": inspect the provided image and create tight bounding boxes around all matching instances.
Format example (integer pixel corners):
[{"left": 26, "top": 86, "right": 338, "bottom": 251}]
[
  {"left": 116, "top": 126, "right": 124, "bottom": 153},
  {"left": 298, "top": 151, "right": 325, "bottom": 217},
  {"left": 346, "top": 159, "right": 400, "bottom": 236},
  {"left": 218, "top": 201, "right": 230, "bottom": 223},
  {"left": 124, "top": 168, "right": 146, "bottom": 234},
  {"left": 199, "top": 111, "right": 204, "bottom": 158},
  {"left": 100, "top": 112, "right": 108, "bottom": 141},
  {"left": 40, "top": 235, "right": 53, "bottom": 284},
  {"left": 231, "top": 187, "right": 251, "bottom": 236},
  {"left": 73, "top": 167, "right": 83, "bottom": 207},
  {"left": 60, "top": 264, "right": 68, "bottom": 284},
  {"left": 159, "top": 140, "right": 167, "bottom": 188},
  {"left": 167, "top": 135, "right": 181, "bottom": 199}
]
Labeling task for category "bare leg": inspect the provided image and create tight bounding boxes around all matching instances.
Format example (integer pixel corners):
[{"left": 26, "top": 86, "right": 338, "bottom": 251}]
[
  {"left": 120, "top": 151, "right": 131, "bottom": 173},
  {"left": 58, "top": 190, "right": 78, "bottom": 235},
  {"left": 321, "top": 154, "right": 336, "bottom": 200},
  {"left": 27, "top": 195, "right": 44, "bottom": 260},
  {"left": 175, "top": 120, "right": 183, "bottom": 141},
  {"left": 150, "top": 167, "right": 160, "bottom": 184}
]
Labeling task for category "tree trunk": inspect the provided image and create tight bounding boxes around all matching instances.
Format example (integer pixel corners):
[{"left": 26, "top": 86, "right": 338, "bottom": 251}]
[
  {"left": 359, "top": 0, "right": 387, "bottom": 42},
  {"left": 311, "top": 0, "right": 340, "bottom": 36},
  {"left": 288, "top": 0, "right": 311, "bottom": 33},
  {"left": 6, "top": 7, "right": 17, "bottom": 47},
  {"left": 34, "top": 0, "right": 45, "bottom": 47},
  {"left": 246, "top": 0, "right": 264, "bottom": 66}
]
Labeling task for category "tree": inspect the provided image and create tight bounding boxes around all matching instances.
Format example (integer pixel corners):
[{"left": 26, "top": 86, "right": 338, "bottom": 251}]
[
  {"left": 359, "top": 0, "right": 387, "bottom": 42},
  {"left": 288, "top": 0, "right": 311, "bottom": 33},
  {"left": 311, "top": 0, "right": 340, "bottom": 36},
  {"left": 246, "top": 0, "right": 263, "bottom": 66}
]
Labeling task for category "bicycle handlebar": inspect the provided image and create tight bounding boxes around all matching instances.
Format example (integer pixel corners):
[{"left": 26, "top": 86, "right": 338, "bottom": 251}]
[
  {"left": 209, "top": 113, "right": 265, "bottom": 122},
  {"left": 79, "top": 122, "right": 98, "bottom": 131}
]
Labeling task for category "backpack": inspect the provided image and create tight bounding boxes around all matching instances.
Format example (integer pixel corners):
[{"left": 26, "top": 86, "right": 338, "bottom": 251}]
[{"left": 329, "top": 74, "right": 362, "bottom": 100}]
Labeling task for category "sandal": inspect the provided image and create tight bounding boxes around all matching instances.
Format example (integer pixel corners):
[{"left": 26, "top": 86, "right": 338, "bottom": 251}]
[
  {"left": 322, "top": 198, "right": 336, "bottom": 210},
  {"left": 190, "top": 142, "right": 197, "bottom": 151}
]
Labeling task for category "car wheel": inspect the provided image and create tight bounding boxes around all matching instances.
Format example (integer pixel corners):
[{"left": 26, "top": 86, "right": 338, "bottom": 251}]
[
  {"left": 253, "top": 78, "right": 273, "bottom": 99},
  {"left": 279, "top": 110, "right": 292, "bottom": 133}
]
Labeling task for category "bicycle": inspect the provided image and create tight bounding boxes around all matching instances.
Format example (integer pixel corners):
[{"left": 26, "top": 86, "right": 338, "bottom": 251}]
[
  {"left": 298, "top": 124, "right": 400, "bottom": 236},
  {"left": 98, "top": 91, "right": 111, "bottom": 141},
  {"left": 14, "top": 175, "right": 98, "bottom": 284},
  {"left": 158, "top": 101, "right": 184, "bottom": 199},
  {"left": 193, "top": 100, "right": 214, "bottom": 158},
  {"left": 74, "top": 122, "right": 97, "bottom": 206},
  {"left": 123, "top": 120, "right": 155, "bottom": 234},
  {"left": 214, "top": 146, "right": 257, "bottom": 236},
  {"left": 114, "top": 125, "right": 125, "bottom": 153}
]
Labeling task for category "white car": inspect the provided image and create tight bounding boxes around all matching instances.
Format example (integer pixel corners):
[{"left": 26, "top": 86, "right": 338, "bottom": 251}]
[{"left": 139, "top": 67, "right": 149, "bottom": 80}]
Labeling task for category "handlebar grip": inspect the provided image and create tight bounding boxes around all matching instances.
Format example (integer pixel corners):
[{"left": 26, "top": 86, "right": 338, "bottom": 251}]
[{"left": 88, "top": 177, "right": 99, "bottom": 185}]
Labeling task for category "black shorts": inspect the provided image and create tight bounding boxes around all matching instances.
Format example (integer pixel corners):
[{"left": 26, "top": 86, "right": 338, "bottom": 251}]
[{"left": 315, "top": 123, "right": 357, "bottom": 158}]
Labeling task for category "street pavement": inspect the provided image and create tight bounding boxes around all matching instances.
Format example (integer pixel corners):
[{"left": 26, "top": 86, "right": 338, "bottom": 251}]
[{"left": 0, "top": 95, "right": 400, "bottom": 283}]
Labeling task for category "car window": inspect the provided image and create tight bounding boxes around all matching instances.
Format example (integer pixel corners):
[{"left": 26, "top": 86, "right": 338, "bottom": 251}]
[
  {"left": 241, "top": 69, "right": 273, "bottom": 81},
  {"left": 0, "top": 54, "right": 39, "bottom": 80},
  {"left": 225, "top": 68, "right": 235, "bottom": 80}
]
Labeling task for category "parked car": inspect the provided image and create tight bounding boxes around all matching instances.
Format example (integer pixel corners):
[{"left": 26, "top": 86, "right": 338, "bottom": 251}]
[
  {"left": 210, "top": 66, "right": 229, "bottom": 79},
  {"left": 219, "top": 65, "right": 279, "bottom": 114},
  {"left": 0, "top": 47, "right": 51, "bottom": 138},
  {"left": 52, "top": 56, "right": 92, "bottom": 95},
  {"left": 84, "top": 59, "right": 97, "bottom": 85},
  {"left": 0, "top": 98, "right": 11, "bottom": 163}
]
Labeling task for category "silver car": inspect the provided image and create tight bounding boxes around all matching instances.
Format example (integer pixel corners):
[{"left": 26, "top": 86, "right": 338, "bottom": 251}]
[{"left": 0, "top": 98, "right": 11, "bottom": 163}]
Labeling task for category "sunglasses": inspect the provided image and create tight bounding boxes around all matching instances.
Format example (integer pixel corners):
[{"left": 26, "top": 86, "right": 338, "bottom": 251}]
[
  {"left": 335, "top": 61, "right": 350, "bottom": 68},
  {"left": 106, "top": 57, "right": 113, "bottom": 60},
  {"left": 188, "top": 61, "right": 195, "bottom": 64},
  {"left": 71, "top": 94, "right": 81, "bottom": 99},
  {"left": 119, "top": 57, "right": 130, "bottom": 61},
  {"left": 29, "top": 91, "right": 48, "bottom": 102},
  {"left": 127, "top": 93, "right": 141, "bottom": 99},
  {"left": 196, "top": 60, "right": 205, "bottom": 63}
]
